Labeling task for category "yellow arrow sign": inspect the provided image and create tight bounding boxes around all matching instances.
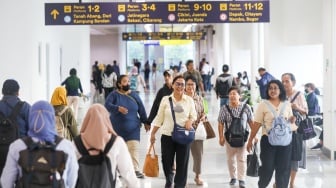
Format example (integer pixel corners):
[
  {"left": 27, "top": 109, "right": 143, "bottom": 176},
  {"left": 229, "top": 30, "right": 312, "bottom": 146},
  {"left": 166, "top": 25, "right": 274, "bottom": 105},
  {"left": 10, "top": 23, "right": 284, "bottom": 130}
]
[{"left": 50, "top": 9, "right": 59, "bottom": 20}]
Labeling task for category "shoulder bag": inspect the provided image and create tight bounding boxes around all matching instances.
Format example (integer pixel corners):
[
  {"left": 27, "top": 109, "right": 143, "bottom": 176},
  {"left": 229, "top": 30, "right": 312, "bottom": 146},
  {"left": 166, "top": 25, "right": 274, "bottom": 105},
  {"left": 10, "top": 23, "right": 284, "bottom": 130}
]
[{"left": 169, "top": 97, "right": 195, "bottom": 145}]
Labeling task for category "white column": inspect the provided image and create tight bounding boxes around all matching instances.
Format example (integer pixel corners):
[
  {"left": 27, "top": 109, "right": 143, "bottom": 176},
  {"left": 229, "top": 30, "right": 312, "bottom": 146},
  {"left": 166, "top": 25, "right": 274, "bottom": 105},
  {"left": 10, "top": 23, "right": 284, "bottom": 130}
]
[
  {"left": 322, "top": 0, "right": 336, "bottom": 160},
  {"left": 118, "top": 27, "right": 127, "bottom": 74},
  {"left": 250, "top": 24, "right": 265, "bottom": 102}
]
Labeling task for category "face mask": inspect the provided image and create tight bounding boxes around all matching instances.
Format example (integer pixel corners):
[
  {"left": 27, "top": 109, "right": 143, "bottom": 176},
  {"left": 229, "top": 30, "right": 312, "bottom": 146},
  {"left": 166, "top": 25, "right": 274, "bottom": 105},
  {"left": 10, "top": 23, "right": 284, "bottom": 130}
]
[
  {"left": 122, "top": 85, "right": 130, "bottom": 91},
  {"left": 304, "top": 89, "right": 309, "bottom": 93}
]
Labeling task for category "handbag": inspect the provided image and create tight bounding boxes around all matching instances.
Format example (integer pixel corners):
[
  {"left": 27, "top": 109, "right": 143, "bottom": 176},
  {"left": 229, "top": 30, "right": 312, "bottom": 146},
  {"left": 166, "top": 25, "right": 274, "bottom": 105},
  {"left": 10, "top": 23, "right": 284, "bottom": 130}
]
[
  {"left": 291, "top": 131, "right": 303, "bottom": 161},
  {"left": 246, "top": 144, "right": 260, "bottom": 177},
  {"left": 203, "top": 121, "right": 216, "bottom": 139},
  {"left": 298, "top": 117, "right": 316, "bottom": 140},
  {"left": 169, "top": 97, "right": 195, "bottom": 145},
  {"left": 143, "top": 144, "right": 159, "bottom": 177},
  {"left": 195, "top": 123, "right": 207, "bottom": 140}
]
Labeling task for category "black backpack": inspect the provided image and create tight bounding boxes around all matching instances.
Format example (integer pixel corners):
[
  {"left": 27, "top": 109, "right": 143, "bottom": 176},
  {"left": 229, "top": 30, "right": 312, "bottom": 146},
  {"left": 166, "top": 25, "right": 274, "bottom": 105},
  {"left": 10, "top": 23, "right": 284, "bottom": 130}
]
[
  {"left": 224, "top": 104, "right": 249, "bottom": 147},
  {"left": 16, "top": 136, "right": 67, "bottom": 188},
  {"left": 74, "top": 135, "right": 116, "bottom": 188},
  {"left": 0, "top": 101, "right": 24, "bottom": 175},
  {"left": 216, "top": 75, "right": 233, "bottom": 98}
]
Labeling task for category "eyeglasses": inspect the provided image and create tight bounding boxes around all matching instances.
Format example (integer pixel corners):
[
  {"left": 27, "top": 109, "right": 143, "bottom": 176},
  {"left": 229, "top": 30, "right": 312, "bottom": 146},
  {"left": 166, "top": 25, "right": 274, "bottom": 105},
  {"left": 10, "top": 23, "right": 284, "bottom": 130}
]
[
  {"left": 268, "top": 87, "right": 279, "bottom": 91},
  {"left": 174, "top": 82, "right": 185, "bottom": 87}
]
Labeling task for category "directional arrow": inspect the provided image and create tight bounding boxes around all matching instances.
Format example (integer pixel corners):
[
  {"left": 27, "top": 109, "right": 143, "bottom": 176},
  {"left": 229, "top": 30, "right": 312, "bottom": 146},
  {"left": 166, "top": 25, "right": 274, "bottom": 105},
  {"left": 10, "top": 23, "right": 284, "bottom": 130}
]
[{"left": 50, "top": 9, "right": 59, "bottom": 20}]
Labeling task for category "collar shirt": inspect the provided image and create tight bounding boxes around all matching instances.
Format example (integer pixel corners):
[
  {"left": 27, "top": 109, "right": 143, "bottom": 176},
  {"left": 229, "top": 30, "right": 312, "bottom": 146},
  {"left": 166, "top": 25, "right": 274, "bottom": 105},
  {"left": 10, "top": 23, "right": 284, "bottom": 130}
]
[
  {"left": 152, "top": 94, "right": 197, "bottom": 136},
  {"left": 254, "top": 101, "right": 293, "bottom": 135},
  {"left": 201, "top": 63, "right": 211, "bottom": 75}
]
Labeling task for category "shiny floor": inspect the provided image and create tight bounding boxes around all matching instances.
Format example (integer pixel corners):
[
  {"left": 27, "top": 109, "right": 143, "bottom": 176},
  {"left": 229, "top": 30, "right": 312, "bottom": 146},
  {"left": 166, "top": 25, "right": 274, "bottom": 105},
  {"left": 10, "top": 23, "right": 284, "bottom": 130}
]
[{"left": 79, "top": 74, "right": 336, "bottom": 188}]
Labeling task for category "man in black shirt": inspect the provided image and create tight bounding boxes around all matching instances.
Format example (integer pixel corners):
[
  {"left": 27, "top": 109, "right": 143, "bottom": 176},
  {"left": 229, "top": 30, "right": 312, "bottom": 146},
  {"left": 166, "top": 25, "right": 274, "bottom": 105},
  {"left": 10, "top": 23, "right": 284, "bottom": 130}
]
[{"left": 147, "top": 69, "right": 174, "bottom": 124}]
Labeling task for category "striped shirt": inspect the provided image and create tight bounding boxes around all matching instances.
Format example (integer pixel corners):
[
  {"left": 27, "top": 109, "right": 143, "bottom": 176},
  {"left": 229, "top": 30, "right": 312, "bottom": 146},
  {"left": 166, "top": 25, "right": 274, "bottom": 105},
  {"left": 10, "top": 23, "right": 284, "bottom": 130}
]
[{"left": 218, "top": 103, "right": 253, "bottom": 131}]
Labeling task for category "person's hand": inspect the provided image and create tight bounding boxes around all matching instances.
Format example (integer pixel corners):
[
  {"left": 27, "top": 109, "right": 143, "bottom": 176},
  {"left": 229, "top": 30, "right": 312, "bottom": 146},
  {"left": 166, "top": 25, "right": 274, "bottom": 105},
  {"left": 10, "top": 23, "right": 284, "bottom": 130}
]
[
  {"left": 118, "top": 106, "right": 128, "bottom": 115},
  {"left": 253, "top": 137, "right": 259, "bottom": 144},
  {"left": 289, "top": 115, "right": 296, "bottom": 124},
  {"left": 219, "top": 136, "right": 225, "bottom": 146},
  {"left": 150, "top": 133, "right": 156, "bottom": 144},
  {"left": 200, "top": 115, "right": 206, "bottom": 122},
  {"left": 201, "top": 91, "right": 205, "bottom": 97},
  {"left": 185, "top": 120, "right": 193, "bottom": 130},
  {"left": 246, "top": 140, "right": 253, "bottom": 153},
  {"left": 144, "top": 124, "right": 151, "bottom": 132},
  {"left": 291, "top": 103, "right": 298, "bottom": 110}
]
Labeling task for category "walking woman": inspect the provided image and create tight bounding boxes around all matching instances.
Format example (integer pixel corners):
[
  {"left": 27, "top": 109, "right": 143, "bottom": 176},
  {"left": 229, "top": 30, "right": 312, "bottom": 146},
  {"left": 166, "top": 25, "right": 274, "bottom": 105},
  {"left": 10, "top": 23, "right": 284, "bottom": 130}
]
[
  {"left": 218, "top": 86, "right": 254, "bottom": 188},
  {"left": 75, "top": 104, "right": 139, "bottom": 187},
  {"left": 281, "top": 73, "right": 308, "bottom": 188},
  {"left": 185, "top": 76, "right": 207, "bottom": 185},
  {"left": 105, "top": 75, "right": 150, "bottom": 179},
  {"left": 150, "top": 75, "right": 197, "bottom": 188},
  {"left": 50, "top": 86, "right": 78, "bottom": 141},
  {"left": 247, "top": 80, "right": 296, "bottom": 188}
]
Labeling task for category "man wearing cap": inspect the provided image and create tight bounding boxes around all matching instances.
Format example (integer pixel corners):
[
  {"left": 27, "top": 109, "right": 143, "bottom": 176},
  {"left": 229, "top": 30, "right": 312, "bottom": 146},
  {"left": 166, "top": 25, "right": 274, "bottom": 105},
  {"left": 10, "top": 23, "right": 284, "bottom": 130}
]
[
  {"left": 0, "top": 79, "right": 31, "bottom": 175},
  {"left": 147, "top": 69, "right": 174, "bottom": 125}
]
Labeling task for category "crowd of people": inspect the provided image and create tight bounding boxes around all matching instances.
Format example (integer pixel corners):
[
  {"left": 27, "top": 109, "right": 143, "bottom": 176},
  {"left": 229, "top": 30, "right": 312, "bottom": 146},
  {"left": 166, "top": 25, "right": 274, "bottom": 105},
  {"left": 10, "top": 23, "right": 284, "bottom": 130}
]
[{"left": 0, "top": 58, "right": 322, "bottom": 188}]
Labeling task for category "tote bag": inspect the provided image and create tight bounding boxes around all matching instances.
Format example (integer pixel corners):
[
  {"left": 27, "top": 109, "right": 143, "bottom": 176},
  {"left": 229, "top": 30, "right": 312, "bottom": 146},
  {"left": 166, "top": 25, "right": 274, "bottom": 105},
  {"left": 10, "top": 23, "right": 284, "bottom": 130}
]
[
  {"left": 246, "top": 144, "right": 260, "bottom": 177},
  {"left": 203, "top": 121, "right": 216, "bottom": 139},
  {"left": 195, "top": 123, "right": 207, "bottom": 140},
  {"left": 143, "top": 144, "right": 159, "bottom": 177}
]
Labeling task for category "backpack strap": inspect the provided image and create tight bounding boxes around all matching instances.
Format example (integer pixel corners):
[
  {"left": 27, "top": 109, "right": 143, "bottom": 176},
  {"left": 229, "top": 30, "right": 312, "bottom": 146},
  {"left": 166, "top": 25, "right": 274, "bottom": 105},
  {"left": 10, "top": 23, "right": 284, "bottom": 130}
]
[
  {"left": 168, "top": 97, "right": 177, "bottom": 124},
  {"left": 1, "top": 100, "right": 24, "bottom": 120},
  {"left": 103, "top": 134, "right": 117, "bottom": 154},
  {"left": 74, "top": 134, "right": 117, "bottom": 155},
  {"left": 279, "top": 102, "right": 287, "bottom": 116},
  {"left": 224, "top": 103, "right": 247, "bottom": 131},
  {"left": 290, "top": 91, "right": 300, "bottom": 103},
  {"left": 58, "top": 106, "right": 68, "bottom": 116},
  {"left": 265, "top": 101, "right": 278, "bottom": 118},
  {"left": 74, "top": 135, "right": 89, "bottom": 155},
  {"left": 265, "top": 101, "right": 287, "bottom": 118}
]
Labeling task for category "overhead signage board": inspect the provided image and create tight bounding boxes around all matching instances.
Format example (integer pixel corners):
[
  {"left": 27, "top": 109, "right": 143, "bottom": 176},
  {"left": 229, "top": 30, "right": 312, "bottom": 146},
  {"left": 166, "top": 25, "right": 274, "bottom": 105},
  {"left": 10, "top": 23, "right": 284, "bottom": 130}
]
[
  {"left": 122, "top": 32, "right": 206, "bottom": 41},
  {"left": 45, "top": 1, "right": 269, "bottom": 25}
]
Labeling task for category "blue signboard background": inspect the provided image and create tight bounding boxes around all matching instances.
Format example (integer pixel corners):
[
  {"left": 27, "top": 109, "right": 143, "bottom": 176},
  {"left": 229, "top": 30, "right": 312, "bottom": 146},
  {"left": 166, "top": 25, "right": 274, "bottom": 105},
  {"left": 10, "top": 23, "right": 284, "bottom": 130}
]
[{"left": 45, "top": 1, "right": 269, "bottom": 25}]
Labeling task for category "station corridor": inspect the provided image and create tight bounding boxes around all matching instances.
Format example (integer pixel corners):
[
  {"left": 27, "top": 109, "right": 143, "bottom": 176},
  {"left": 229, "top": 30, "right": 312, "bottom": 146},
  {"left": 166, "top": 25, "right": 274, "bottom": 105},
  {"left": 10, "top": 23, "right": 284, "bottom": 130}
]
[{"left": 77, "top": 75, "right": 336, "bottom": 188}]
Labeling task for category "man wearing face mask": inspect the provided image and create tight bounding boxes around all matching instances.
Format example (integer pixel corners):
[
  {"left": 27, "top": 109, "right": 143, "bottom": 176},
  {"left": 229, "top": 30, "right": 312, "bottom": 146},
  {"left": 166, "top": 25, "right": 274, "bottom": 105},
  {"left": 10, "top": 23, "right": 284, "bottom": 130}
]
[{"left": 105, "top": 74, "right": 150, "bottom": 179}]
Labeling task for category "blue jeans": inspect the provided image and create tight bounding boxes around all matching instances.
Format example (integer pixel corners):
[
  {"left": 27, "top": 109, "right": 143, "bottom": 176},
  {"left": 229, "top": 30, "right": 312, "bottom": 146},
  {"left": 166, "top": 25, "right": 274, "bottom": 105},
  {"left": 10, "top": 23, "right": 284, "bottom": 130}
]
[{"left": 220, "top": 97, "right": 229, "bottom": 107}]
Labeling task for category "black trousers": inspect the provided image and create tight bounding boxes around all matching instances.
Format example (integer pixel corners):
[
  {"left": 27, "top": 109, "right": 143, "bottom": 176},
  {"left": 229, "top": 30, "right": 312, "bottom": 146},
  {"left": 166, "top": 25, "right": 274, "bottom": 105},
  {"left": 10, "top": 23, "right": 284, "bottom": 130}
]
[
  {"left": 103, "top": 87, "right": 114, "bottom": 99},
  {"left": 161, "top": 135, "right": 191, "bottom": 188},
  {"left": 258, "top": 135, "right": 292, "bottom": 188}
]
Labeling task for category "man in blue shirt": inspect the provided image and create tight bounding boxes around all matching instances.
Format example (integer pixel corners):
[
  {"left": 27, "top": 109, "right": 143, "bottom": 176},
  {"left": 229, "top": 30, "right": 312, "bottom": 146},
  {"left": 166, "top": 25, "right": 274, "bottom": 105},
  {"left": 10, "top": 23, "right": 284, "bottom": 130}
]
[
  {"left": 256, "top": 67, "right": 275, "bottom": 99},
  {"left": 0, "top": 79, "right": 31, "bottom": 176}
]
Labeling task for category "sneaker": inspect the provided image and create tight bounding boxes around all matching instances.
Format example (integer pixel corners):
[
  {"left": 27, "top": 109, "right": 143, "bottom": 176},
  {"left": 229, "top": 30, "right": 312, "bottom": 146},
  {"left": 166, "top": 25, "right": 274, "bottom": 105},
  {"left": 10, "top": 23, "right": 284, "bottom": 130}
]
[
  {"left": 311, "top": 143, "right": 323, "bottom": 150},
  {"left": 135, "top": 171, "right": 144, "bottom": 179},
  {"left": 239, "top": 180, "right": 246, "bottom": 188},
  {"left": 229, "top": 178, "right": 237, "bottom": 185}
]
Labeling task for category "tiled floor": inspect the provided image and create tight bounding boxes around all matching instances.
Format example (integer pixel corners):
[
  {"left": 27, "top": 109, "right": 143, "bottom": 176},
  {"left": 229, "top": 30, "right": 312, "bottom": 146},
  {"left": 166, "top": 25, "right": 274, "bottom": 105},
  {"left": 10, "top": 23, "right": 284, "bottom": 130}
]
[{"left": 79, "top": 74, "right": 336, "bottom": 188}]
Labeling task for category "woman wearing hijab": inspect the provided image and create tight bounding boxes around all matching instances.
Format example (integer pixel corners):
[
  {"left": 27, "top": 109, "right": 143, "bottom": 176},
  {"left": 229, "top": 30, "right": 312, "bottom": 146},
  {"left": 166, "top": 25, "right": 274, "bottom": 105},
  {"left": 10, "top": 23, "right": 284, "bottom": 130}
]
[
  {"left": 0, "top": 100, "right": 79, "bottom": 188},
  {"left": 51, "top": 86, "right": 78, "bottom": 141},
  {"left": 76, "top": 103, "right": 139, "bottom": 187}
]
